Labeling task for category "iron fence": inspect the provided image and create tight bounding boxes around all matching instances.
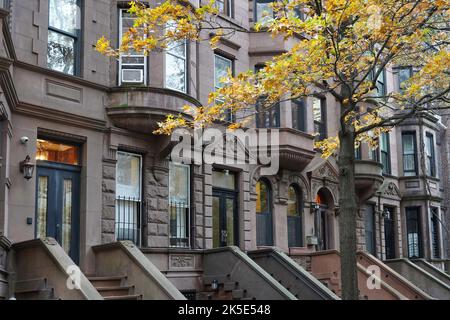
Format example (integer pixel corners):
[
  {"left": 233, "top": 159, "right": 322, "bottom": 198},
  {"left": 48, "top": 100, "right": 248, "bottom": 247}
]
[
  {"left": 169, "top": 201, "right": 190, "bottom": 248},
  {"left": 115, "top": 196, "right": 141, "bottom": 246}
]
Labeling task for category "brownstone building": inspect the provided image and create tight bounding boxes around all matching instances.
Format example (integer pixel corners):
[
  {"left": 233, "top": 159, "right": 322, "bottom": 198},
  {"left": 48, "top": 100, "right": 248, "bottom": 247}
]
[{"left": 0, "top": 1, "right": 448, "bottom": 300}]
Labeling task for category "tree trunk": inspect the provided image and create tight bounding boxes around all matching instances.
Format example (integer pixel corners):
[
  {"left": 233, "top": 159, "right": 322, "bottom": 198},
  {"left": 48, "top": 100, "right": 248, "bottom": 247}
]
[{"left": 338, "top": 126, "right": 359, "bottom": 300}]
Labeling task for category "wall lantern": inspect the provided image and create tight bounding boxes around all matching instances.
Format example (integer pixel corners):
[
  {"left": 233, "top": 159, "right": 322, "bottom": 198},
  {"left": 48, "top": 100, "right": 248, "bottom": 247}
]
[
  {"left": 20, "top": 155, "right": 35, "bottom": 180},
  {"left": 310, "top": 202, "right": 320, "bottom": 214},
  {"left": 210, "top": 280, "right": 219, "bottom": 291}
]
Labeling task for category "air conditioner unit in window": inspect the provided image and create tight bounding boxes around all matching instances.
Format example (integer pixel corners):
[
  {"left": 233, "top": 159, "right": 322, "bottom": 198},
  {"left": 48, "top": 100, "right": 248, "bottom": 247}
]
[{"left": 121, "top": 69, "right": 144, "bottom": 83}]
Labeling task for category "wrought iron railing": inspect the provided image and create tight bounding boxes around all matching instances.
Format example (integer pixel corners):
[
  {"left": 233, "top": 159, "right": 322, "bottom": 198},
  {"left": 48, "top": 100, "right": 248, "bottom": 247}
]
[
  {"left": 115, "top": 196, "right": 141, "bottom": 246},
  {"left": 169, "top": 201, "right": 190, "bottom": 248}
]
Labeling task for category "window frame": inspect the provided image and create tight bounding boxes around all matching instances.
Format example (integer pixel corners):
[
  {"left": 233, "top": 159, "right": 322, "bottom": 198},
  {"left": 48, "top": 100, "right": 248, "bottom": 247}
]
[
  {"left": 215, "top": 0, "right": 234, "bottom": 18},
  {"left": 396, "top": 66, "right": 413, "bottom": 94},
  {"left": 425, "top": 132, "right": 436, "bottom": 177},
  {"left": 292, "top": 99, "right": 306, "bottom": 132},
  {"left": 405, "top": 206, "right": 423, "bottom": 259},
  {"left": 380, "top": 132, "right": 391, "bottom": 175},
  {"left": 115, "top": 151, "right": 143, "bottom": 245},
  {"left": 214, "top": 53, "right": 235, "bottom": 122},
  {"left": 165, "top": 40, "right": 188, "bottom": 93},
  {"left": 47, "top": 0, "right": 82, "bottom": 76},
  {"left": 402, "top": 132, "right": 418, "bottom": 177},
  {"left": 118, "top": 8, "right": 148, "bottom": 86},
  {"left": 254, "top": 0, "right": 275, "bottom": 24},
  {"left": 169, "top": 162, "right": 191, "bottom": 248},
  {"left": 312, "top": 96, "right": 327, "bottom": 141}
]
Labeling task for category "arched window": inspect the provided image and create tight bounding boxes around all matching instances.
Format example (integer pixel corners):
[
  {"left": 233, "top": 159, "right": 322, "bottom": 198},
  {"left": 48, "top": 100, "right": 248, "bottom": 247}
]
[
  {"left": 287, "top": 185, "right": 303, "bottom": 247},
  {"left": 256, "top": 179, "right": 273, "bottom": 246}
]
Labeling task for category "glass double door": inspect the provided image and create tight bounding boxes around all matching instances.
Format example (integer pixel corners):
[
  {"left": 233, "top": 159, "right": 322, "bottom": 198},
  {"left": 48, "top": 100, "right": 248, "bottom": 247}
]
[
  {"left": 212, "top": 189, "right": 238, "bottom": 248},
  {"left": 36, "top": 164, "right": 80, "bottom": 263}
]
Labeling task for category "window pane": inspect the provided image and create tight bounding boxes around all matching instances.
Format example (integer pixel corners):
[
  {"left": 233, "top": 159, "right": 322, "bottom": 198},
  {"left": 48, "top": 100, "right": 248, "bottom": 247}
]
[
  {"left": 226, "top": 198, "right": 235, "bottom": 246},
  {"left": 256, "top": 180, "right": 269, "bottom": 214},
  {"left": 36, "top": 139, "right": 80, "bottom": 165},
  {"left": 312, "top": 98, "right": 322, "bottom": 122},
  {"left": 37, "top": 176, "right": 48, "bottom": 239},
  {"left": 287, "top": 186, "right": 299, "bottom": 217},
  {"left": 49, "top": 0, "right": 79, "bottom": 35},
  {"left": 166, "top": 53, "right": 186, "bottom": 92},
  {"left": 116, "top": 152, "right": 141, "bottom": 199},
  {"left": 256, "top": 1, "right": 274, "bottom": 24},
  {"left": 47, "top": 30, "right": 75, "bottom": 75},
  {"left": 62, "top": 179, "right": 73, "bottom": 254},
  {"left": 213, "top": 170, "right": 235, "bottom": 189},
  {"left": 215, "top": 55, "right": 232, "bottom": 89},
  {"left": 169, "top": 163, "right": 190, "bottom": 205},
  {"left": 403, "top": 134, "right": 414, "bottom": 153},
  {"left": 398, "top": 68, "right": 412, "bottom": 93}
]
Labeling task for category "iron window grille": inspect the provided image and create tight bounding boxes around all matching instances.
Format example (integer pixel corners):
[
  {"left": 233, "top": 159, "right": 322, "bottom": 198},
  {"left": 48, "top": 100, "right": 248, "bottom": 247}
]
[{"left": 115, "top": 196, "right": 142, "bottom": 245}]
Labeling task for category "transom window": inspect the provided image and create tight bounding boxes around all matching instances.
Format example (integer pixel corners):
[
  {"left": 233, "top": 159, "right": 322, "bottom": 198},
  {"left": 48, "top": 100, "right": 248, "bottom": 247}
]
[
  {"left": 36, "top": 139, "right": 80, "bottom": 165},
  {"left": 47, "top": 0, "right": 81, "bottom": 75}
]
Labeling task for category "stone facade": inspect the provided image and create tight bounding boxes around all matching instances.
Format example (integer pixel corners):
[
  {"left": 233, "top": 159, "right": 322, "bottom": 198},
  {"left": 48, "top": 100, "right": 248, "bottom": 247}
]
[{"left": 0, "top": 0, "right": 447, "bottom": 279}]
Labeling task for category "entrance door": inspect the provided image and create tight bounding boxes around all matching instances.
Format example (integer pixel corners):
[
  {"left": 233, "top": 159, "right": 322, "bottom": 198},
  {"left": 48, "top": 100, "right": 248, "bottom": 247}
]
[
  {"left": 36, "top": 164, "right": 80, "bottom": 263},
  {"left": 212, "top": 190, "right": 238, "bottom": 248},
  {"left": 384, "top": 207, "right": 396, "bottom": 259}
]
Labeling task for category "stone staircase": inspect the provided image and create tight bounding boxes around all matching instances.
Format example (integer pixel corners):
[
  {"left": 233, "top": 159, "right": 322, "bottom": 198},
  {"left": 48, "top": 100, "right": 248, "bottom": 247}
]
[
  {"left": 197, "top": 275, "right": 253, "bottom": 300},
  {"left": 14, "top": 278, "right": 58, "bottom": 300},
  {"left": 87, "top": 275, "right": 142, "bottom": 300}
]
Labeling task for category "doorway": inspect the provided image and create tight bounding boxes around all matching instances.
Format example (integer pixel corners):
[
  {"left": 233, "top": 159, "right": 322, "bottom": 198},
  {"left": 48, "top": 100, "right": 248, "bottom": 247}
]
[
  {"left": 35, "top": 139, "right": 81, "bottom": 263},
  {"left": 212, "top": 170, "right": 239, "bottom": 248}
]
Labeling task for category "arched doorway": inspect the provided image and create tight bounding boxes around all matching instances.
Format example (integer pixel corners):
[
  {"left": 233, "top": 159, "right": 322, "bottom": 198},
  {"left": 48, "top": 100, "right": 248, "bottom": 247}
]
[
  {"left": 287, "top": 184, "right": 303, "bottom": 247},
  {"left": 315, "top": 188, "right": 334, "bottom": 251},
  {"left": 256, "top": 179, "right": 273, "bottom": 246}
]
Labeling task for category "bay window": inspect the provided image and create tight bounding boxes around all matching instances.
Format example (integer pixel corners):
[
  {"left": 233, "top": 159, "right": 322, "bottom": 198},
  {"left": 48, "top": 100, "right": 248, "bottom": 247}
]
[
  {"left": 169, "top": 163, "right": 191, "bottom": 248},
  {"left": 47, "top": 0, "right": 81, "bottom": 75}
]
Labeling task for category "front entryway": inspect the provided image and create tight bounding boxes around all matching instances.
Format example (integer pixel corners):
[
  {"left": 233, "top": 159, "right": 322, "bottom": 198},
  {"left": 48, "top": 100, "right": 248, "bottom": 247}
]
[
  {"left": 35, "top": 139, "right": 81, "bottom": 263},
  {"left": 212, "top": 170, "right": 239, "bottom": 248},
  {"left": 384, "top": 206, "right": 396, "bottom": 259}
]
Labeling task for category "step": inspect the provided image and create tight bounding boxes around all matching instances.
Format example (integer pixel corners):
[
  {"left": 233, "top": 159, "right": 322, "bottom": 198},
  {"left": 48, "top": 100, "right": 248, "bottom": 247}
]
[
  {"left": 96, "top": 286, "right": 134, "bottom": 297},
  {"left": 104, "top": 294, "right": 142, "bottom": 300},
  {"left": 88, "top": 276, "right": 126, "bottom": 288}
]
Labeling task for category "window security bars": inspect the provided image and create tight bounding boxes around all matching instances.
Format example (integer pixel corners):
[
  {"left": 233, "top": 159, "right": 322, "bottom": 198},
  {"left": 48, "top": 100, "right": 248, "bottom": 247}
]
[
  {"left": 115, "top": 196, "right": 141, "bottom": 246},
  {"left": 169, "top": 201, "right": 190, "bottom": 248}
]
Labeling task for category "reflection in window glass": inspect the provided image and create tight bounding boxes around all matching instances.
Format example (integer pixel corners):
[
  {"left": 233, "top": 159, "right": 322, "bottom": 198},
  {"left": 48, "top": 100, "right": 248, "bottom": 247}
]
[
  {"left": 62, "top": 179, "right": 73, "bottom": 254},
  {"left": 36, "top": 139, "right": 80, "bottom": 165},
  {"left": 398, "top": 68, "right": 412, "bottom": 94},
  {"left": 116, "top": 152, "right": 141, "bottom": 199},
  {"left": 256, "top": 180, "right": 270, "bottom": 214},
  {"left": 37, "top": 176, "right": 48, "bottom": 239},
  {"left": 166, "top": 41, "right": 187, "bottom": 93},
  {"left": 47, "top": 0, "right": 80, "bottom": 75},
  {"left": 256, "top": 0, "right": 274, "bottom": 25}
]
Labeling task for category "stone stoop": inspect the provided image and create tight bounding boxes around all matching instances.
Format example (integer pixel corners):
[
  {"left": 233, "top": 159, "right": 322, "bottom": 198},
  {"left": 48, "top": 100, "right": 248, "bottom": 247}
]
[
  {"left": 14, "top": 278, "right": 58, "bottom": 300},
  {"left": 87, "top": 275, "right": 142, "bottom": 300}
]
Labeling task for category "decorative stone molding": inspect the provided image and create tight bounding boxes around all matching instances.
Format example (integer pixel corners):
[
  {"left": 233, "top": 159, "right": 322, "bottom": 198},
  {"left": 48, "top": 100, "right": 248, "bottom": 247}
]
[{"left": 169, "top": 254, "right": 195, "bottom": 269}]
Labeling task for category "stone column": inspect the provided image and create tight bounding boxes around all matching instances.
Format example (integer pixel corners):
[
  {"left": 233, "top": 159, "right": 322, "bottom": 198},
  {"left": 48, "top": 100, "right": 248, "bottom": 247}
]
[{"left": 101, "top": 147, "right": 117, "bottom": 244}]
